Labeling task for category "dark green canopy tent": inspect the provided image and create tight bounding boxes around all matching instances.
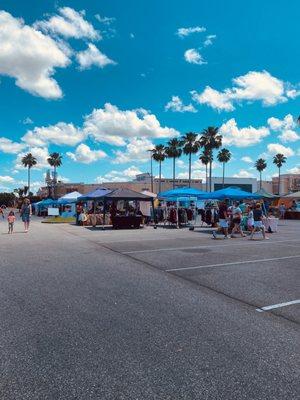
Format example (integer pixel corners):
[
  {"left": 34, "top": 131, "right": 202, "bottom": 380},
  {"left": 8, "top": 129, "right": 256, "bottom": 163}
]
[{"left": 254, "top": 188, "right": 279, "bottom": 199}]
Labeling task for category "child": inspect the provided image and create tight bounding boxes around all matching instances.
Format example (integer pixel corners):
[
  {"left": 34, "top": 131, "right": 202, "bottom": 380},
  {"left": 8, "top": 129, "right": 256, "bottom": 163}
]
[{"left": 7, "top": 211, "right": 16, "bottom": 234}]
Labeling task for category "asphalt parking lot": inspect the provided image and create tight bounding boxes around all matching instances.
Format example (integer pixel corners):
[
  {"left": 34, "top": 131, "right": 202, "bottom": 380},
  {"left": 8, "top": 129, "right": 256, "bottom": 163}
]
[
  {"left": 72, "top": 220, "right": 300, "bottom": 323},
  {"left": 0, "top": 216, "right": 299, "bottom": 399}
]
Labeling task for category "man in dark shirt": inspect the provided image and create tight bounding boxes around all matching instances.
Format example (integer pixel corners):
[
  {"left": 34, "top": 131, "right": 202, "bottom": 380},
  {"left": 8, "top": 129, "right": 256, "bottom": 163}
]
[{"left": 249, "top": 203, "right": 269, "bottom": 240}]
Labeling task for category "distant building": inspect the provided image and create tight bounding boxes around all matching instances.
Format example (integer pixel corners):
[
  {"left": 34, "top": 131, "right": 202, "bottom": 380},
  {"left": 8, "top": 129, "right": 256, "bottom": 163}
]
[
  {"left": 272, "top": 174, "right": 300, "bottom": 195},
  {"left": 209, "top": 177, "right": 258, "bottom": 193},
  {"left": 261, "top": 180, "right": 273, "bottom": 193},
  {"left": 37, "top": 173, "right": 203, "bottom": 198}
]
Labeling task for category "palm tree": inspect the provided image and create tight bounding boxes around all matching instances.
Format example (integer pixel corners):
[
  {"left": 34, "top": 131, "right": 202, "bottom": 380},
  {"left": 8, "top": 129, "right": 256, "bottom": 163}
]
[
  {"left": 273, "top": 153, "right": 287, "bottom": 195},
  {"left": 181, "top": 132, "right": 200, "bottom": 187},
  {"left": 152, "top": 144, "right": 165, "bottom": 193},
  {"left": 21, "top": 153, "right": 37, "bottom": 194},
  {"left": 14, "top": 188, "right": 24, "bottom": 198},
  {"left": 164, "top": 138, "right": 182, "bottom": 189},
  {"left": 47, "top": 152, "right": 63, "bottom": 198},
  {"left": 199, "top": 150, "right": 211, "bottom": 192},
  {"left": 199, "top": 127, "right": 222, "bottom": 192},
  {"left": 254, "top": 158, "right": 267, "bottom": 190},
  {"left": 217, "top": 148, "right": 232, "bottom": 188}
]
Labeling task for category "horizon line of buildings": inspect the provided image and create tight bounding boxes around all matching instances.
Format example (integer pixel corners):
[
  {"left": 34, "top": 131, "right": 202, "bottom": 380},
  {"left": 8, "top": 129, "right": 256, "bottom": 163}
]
[{"left": 36, "top": 172, "right": 300, "bottom": 198}]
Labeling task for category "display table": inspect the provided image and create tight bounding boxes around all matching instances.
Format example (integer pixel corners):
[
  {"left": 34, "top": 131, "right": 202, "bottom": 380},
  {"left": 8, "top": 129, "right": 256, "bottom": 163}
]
[
  {"left": 285, "top": 211, "right": 300, "bottom": 220},
  {"left": 263, "top": 217, "right": 279, "bottom": 232},
  {"left": 112, "top": 215, "right": 142, "bottom": 229}
]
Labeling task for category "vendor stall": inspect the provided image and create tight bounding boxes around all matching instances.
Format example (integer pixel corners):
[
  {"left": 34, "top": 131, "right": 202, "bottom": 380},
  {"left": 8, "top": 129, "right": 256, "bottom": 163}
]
[
  {"left": 158, "top": 187, "right": 206, "bottom": 228},
  {"left": 57, "top": 191, "right": 83, "bottom": 217},
  {"left": 102, "top": 188, "right": 154, "bottom": 229}
]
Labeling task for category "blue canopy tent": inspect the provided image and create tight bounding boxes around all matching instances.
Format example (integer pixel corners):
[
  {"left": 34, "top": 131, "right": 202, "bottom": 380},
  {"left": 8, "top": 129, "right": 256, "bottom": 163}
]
[
  {"left": 35, "top": 198, "right": 60, "bottom": 216},
  {"left": 37, "top": 198, "right": 59, "bottom": 207},
  {"left": 77, "top": 188, "right": 112, "bottom": 202},
  {"left": 157, "top": 187, "right": 207, "bottom": 229},
  {"left": 201, "top": 187, "right": 261, "bottom": 200},
  {"left": 158, "top": 187, "right": 207, "bottom": 199}
]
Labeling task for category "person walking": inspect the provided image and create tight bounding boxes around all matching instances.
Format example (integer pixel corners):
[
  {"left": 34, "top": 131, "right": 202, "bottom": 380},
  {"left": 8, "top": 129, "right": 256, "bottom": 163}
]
[
  {"left": 212, "top": 199, "right": 229, "bottom": 239},
  {"left": 249, "top": 203, "right": 269, "bottom": 240},
  {"left": 279, "top": 203, "right": 286, "bottom": 219},
  {"left": 0, "top": 206, "right": 4, "bottom": 220},
  {"left": 20, "top": 198, "right": 32, "bottom": 232},
  {"left": 247, "top": 205, "right": 254, "bottom": 233},
  {"left": 231, "top": 201, "right": 246, "bottom": 238},
  {"left": 7, "top": 211, "right": 16, "bottom": 234}
]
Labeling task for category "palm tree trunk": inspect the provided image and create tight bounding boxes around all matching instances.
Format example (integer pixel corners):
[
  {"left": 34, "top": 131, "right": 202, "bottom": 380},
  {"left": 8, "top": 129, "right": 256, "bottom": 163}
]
[
  {"left": 188, "top": 153, "right": 192, "bottom": 188},
  {"left": 173, "top": 157, "right": 175, "bottom": 189},
  {"left": 222, "top": 163, "right": 225, "bottom": 188},
  {"left": 150, "top": 155, "right": 153, "bottom": 193},
  {"left": 28, "top": 167, "right": 30, "bottom": 194},
  {"left": 260, "top": 172, "right": 262, "bottom": 190},
  {"left": 53, "top": 166, "right": 57, "bottom": 199},
  {"left": 159, "top": 161, "right": 162, "bottom": 193},
  {"left": 209, "top": 161, "right": 212, "bottom": 192},
  {"left": 205, "top": 165, "right": 208, "bottom": 192},
  {"left": 278, "top": 167, "right": 281, "bottom": 195}
]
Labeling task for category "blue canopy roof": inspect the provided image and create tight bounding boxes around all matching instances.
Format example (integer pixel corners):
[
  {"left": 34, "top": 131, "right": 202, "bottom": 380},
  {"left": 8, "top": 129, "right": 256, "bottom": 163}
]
[
  {"left": 78, "top": 188, "right": 112, "bottom": 201},
  {"left": 158, "top": 187, "right": 207, "bottom": 199},
  {"left": 202, "top": 187, "right": 260, "bottom": 200},
  {"left": 36, "top": 198, "right": 59, "bottom": 208}
]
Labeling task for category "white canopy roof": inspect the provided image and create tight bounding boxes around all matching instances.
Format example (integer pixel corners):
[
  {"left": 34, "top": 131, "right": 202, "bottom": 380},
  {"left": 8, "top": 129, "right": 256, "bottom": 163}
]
[
  {"left": 60, "top": 191, "right": 82, "bottom": 200},
  {"left": 285, "top": 191, "right": 300, "bottom": 198},
  {"left": 141, "top": 190, "right": 157, "bottom": 198}
]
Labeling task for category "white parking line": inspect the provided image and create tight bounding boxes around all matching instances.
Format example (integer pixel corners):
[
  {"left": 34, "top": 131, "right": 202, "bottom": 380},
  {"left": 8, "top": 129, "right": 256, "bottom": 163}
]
[
  {"left": 122, "top": 238, "right": 300, "bottom": 254},
  {"left": 256, "top": 300, "right": 300, "bottom": 312},
  {"left": 165, "top": 254, "right": 300, "bottom": 272}
]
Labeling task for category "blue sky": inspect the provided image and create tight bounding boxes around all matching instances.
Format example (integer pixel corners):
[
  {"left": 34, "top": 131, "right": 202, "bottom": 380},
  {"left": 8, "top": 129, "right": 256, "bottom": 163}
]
[{"left": 0, "top": 0, "right": 299, "bottom": 192}]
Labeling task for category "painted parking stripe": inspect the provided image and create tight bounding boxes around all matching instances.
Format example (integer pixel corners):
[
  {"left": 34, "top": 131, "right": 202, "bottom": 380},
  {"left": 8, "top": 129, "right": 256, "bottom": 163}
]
[
  {"left": 122, "top": 238, "right": 300, "bottom": 254},
  {"left": 256, "top": 300, "right": 300, "bottom": 312},
  {"left": 165, "top": 254, "right": 300, "bottom": 272}
]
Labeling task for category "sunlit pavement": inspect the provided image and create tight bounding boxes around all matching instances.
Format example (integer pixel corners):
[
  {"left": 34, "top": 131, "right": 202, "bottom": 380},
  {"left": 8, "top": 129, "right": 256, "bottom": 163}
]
[{"left": 0, "top": 216, "right": 299, "bottom": 399}]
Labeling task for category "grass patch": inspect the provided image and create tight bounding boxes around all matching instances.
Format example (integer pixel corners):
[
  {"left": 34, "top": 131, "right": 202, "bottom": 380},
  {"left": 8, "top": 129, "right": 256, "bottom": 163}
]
[{"left": 42, "top": 216, "right": 76, "bottom": 224}]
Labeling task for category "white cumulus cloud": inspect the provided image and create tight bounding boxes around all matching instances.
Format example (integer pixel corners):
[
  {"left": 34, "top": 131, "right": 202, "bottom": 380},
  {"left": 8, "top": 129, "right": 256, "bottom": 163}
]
[
  {"left": 241, "top": 156, "right": 254, "bottom": 163},
  {"left": 184, "top": 49, "right": 206, "bottom": 65},
  {"left": 267, "top": 114, "right": 300, "bottom": 143},
  {"left": 176, "top": 26, "right": 206, "bottom": 38},
  {"left": 34, "top": 7, "right": 100, "bottom": 40},
  {"left": 95, "top": 166, "right": 142, "bottom": 183},
  {"left": 219, "top": 118, "right": 270, "bottom": 147},
  {"left": 76, "top": 43, "right": 116, "bottom": 70},
  {"left": 67, "top": 143, "right": 107, "bottom": 164},
  {"left": 0, "top": 11, "right": 70, "bottom": 99},
  {"left": 267, "top": 143, "right": 295, "bottom": 157},
  {"left": 165, "top": 96, "right": 197, "bottom": 113},
  {"left": 204, "top": 34, "right": 216, "bottom": 46},
  {"left": 191, "top": 71, "right": 299, "bottom": 111},
  {"left": 233, "top": 169, "right": 255, "bottom": 178},
  {"left": 113, "top": 137, "right": 154, "bottom": 164},
  {"left": 0, "top": 175, "right": 15, "bottom": 184},
  {"left": 84, "top": 103, "right": 179, "bottom": 146},
  {"left": 0, "top": 137, "right": 25, "bottom": 154},
  {"left": 22, "top": 123, "right": 85, "bottom": 147}
]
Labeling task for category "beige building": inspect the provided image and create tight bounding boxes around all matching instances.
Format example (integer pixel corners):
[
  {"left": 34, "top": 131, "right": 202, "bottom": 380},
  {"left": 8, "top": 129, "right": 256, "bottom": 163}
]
[
  {"left": 261, "top": 180, "right": 273, "bottom": 193},
  {"left": 37, "top": 173, "right": 203, "bottom": 198},
  {"left": 272, "top": 174, "right": 300, "bottom": 195}
]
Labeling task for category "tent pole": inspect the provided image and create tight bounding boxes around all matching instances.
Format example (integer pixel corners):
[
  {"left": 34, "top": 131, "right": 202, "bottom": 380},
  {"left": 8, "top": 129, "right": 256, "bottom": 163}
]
[
  {"left": 102, "top": 199, "right": 106, "bottom": 230},
  {"left": 151, "top": 199, "right": 156, "bottom": 229}
]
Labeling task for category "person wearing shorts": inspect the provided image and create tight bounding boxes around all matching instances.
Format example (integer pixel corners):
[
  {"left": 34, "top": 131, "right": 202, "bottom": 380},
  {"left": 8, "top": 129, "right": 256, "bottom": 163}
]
[
  {"left": 20, "top": 198, "right": 32, "bottom": 232},
  {"left": 231, "top": 202, "right": 246, "bottom": 238},
  {"left": 249, "top": 203, "right": 269, "bottom": 240},
  {"left": 212, "top": 199, "right": 229, "bottom": 239}
]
